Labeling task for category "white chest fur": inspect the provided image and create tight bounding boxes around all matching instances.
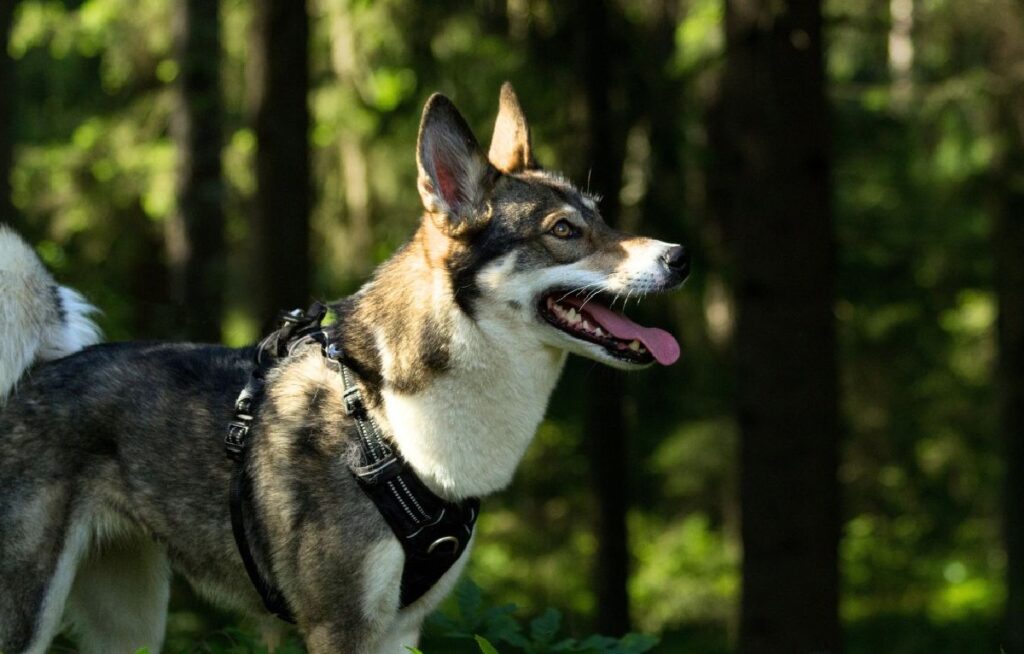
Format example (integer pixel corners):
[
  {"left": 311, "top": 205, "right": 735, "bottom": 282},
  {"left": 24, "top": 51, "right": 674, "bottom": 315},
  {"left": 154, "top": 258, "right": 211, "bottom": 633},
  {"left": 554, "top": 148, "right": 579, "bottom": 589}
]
[{"left": 378, "top": 312, "right": 566, "bottom": 499}]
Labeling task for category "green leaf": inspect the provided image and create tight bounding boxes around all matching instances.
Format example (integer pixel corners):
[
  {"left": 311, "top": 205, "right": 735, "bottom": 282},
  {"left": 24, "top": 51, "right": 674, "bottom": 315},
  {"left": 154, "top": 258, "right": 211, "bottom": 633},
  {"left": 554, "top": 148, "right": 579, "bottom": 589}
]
[
  {"left": 498, "top": 631, "right": 531, "bottom": 649},
  {"left": 426, "top": 611, "right": 464, "bottom": 636},
  {"left": 551, "top": 637, "right": 582, "bottom": 651},
  {"left": 456, "top": 579, "right": 485, "bottom": 625},
  {"left": 482, "top": 602, "right": 523, "bottom": 645},
  {"left": 476, "top": 635, "right": 501, "bottom": 654},
  {"left": 577, "top": 634, "right": 620, "bottom": 651},
  {"left": 615, "top": 633, "right": 659, "bottom": 654},
  {"left": 406, "top": 648, "right": 425, "bottom": 654},
  {"left": 529, "top": 608, "right": 562, "bottom": 645},
  {"left": 481, "top": 602, "right": 519, "bottom": 622}
]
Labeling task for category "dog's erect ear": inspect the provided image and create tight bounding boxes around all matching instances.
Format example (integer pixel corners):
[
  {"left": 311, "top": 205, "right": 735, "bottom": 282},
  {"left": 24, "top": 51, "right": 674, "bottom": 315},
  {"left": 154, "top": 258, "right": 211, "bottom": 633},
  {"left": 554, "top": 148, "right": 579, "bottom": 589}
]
[
  {"left": 417, "top": 93, "right": 495, "bottom": 232},
  {"left": 488, "top": 82, "right": 538, "bottom": 173}
]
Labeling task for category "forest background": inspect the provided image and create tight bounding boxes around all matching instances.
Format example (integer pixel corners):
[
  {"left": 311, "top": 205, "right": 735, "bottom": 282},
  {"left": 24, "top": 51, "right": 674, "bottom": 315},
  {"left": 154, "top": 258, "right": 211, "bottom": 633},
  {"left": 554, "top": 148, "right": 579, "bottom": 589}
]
[{"left": 2, "top": 0, "right": 1022, "bottom": 653}]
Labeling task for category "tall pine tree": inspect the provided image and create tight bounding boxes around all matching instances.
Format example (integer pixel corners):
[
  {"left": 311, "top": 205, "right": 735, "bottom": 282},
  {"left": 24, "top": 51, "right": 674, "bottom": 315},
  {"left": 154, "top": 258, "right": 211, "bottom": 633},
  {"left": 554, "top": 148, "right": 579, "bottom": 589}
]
[
  {"left": 989, "top": 4, "right": 1024, "bottom": 651},
  {"left": 715, "top": 0, "right": 841, "bottom": 651},
  {"left": 169, "top": 0, "right": 225, "bottom": 342},
  {"left": 250, "top": 0, "right": 311, "bottom": 327},
  {"left": 573, "top": 0, "right": 633, "bottom": 635}
]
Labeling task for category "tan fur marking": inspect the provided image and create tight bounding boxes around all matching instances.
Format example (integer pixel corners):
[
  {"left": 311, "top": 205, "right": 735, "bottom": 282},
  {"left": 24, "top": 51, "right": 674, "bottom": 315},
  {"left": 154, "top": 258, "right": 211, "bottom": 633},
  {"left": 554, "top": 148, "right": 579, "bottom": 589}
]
[
  {"left": 270, "top": 353, "right": 343, "bottom": 422},
  {"left": 418, "top": 218, "right": 452, "bottom": 269},
  {"left": 580, "top": 235, "right": 637, "bottom": 273}
]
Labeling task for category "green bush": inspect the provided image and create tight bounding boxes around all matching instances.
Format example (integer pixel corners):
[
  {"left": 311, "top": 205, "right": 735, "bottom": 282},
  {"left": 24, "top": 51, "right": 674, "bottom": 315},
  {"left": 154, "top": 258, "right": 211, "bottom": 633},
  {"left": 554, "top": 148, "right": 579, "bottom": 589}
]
[{"left": 419, "top": 580, "right": 658, "bottom": 654}]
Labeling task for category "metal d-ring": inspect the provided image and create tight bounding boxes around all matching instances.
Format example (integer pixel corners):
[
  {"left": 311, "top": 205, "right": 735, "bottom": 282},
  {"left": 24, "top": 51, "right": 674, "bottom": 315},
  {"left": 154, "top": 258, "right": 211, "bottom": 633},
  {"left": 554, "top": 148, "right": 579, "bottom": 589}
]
[
  {"left": 325, "top": 342, "right": 342, "bottom": 360},
  {"left": 427, "top": 535, "right": 460, "bottom": 556}
]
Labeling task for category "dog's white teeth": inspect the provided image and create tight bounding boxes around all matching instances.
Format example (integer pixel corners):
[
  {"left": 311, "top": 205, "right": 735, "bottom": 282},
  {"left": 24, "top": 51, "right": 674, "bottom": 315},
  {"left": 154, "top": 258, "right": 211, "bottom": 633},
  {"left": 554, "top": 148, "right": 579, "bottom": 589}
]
[
  {"left": 565, "top": 308, "right": 577, "bottom": 322},
  {"left": 581, "top": 320, "right": 591, "bottom": 331},
  {"left": 594, "top": 327, "right": 605, "bottom": 337},
  {"left": 629, "top": 340, "right": 641, "bottom": 351}
]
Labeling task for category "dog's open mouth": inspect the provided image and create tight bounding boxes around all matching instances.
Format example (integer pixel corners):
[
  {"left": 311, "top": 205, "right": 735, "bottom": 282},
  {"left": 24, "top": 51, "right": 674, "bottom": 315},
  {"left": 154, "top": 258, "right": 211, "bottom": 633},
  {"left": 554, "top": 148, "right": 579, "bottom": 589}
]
[{"left": 539, "top": 292, "right": 680, "bottom": 365}]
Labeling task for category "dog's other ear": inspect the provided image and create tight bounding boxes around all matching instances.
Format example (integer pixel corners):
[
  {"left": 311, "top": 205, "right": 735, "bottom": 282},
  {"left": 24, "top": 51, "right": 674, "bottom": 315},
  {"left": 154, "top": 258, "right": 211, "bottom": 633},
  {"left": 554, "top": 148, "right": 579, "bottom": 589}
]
[
  {"left": 417, "top": 93, "right": 496, "bottom": 233},
  {"left": 488, "top": 82, "right": 538, "bottom": 173}
]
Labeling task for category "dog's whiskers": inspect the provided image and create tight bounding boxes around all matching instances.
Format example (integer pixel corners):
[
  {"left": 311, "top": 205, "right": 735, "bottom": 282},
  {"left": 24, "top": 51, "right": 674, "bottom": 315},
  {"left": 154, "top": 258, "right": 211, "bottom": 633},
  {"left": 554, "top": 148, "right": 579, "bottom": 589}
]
[
  {"left": 610, "top": 291, "right": 623, "bottom": 310},
  {"left": 580, "top": 287, "right": 604, "bottom": 310},
  {"left": 556, "top": 282, "right": 603, "bottom": 304}
]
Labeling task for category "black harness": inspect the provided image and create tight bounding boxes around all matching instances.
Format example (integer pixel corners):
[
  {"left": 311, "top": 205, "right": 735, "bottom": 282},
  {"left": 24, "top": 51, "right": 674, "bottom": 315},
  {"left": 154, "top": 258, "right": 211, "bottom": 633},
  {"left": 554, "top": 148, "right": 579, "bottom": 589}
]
[{"left": 224, "top": 304, "right": 479, "bottom": 622}]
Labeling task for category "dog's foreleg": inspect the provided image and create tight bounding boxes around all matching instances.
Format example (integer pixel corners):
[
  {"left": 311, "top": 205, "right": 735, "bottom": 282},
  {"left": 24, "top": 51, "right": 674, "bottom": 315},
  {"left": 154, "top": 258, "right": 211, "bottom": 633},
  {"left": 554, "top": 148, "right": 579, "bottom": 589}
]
[{"left": 65, "top": 536, "right": 170, "bottom": 654}]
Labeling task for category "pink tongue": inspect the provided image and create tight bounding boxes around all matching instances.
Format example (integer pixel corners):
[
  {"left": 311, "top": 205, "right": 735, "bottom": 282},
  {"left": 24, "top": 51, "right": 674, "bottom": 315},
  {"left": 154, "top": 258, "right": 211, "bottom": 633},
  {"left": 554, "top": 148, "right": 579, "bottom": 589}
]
[{"left": 563, "top": 297, "right": 680, "bottom": 365}]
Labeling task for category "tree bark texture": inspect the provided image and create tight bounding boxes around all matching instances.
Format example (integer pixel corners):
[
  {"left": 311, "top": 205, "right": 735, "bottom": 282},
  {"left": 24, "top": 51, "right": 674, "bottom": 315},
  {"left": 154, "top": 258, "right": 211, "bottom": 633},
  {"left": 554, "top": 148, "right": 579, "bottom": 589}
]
[
  {"left": 572, "top": 0, "right": 633, "bottom": 636},
  {"left": 250, "top": 0, "right": 311, "bottom": 328},
  {"left": 718, "top": 0, "right": 841, "bottom": 652},
  {"left": 996, "top": 147, "right": 1024, "bottom": 654},
  {"left": 169, "top": 0, "right": 226, "bottom": 342},
  {"left": 990, "top": 6, "right": 1024, "bottom": 650}
]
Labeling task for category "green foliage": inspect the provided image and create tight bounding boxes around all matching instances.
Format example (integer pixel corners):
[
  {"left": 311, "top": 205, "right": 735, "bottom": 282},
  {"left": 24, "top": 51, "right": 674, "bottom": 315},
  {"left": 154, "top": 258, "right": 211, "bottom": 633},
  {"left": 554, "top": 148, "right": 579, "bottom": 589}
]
[
  {"left": 474, "top": 636, "right": 501, "bottom": 654},
  {"left": 164, "top": 625, "right": 307, "bottom": 654},
  {"left": 630, "top": 513, "right": 739, "bottom": 632},
  {"left": 422, "top": 581, "right": 658, "bottom": 654}
]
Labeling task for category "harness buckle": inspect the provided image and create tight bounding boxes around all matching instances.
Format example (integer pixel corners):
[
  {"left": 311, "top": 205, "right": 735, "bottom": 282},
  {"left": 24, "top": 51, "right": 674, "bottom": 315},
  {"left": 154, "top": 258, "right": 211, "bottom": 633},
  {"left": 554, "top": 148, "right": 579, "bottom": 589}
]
[
  {"left": 225, "top": 415, "right": 252, "bottom": 461},
  {"left": 343, "top": 386, "right": 366, "bottom": 417}
]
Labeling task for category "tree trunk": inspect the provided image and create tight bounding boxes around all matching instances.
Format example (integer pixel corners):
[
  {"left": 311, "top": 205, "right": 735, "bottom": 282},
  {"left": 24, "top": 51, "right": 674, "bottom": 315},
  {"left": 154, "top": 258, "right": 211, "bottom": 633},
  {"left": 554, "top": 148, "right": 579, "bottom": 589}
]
[
  {"left": 0, "top": 0, "right": 15, "bottom": 227},
  {"left": 996, "top": 145, "right": 1024, "bottom": 654},
  {"left": 990, "top": 6, "right": 1024, "bottom": 650},
  {"left": 639, "top": 0, "right": 686, "bottom": 240},
  {"left": 573, "top": 0, "right": 633, "bottom": 636},
  {"left": 250, "top": 0, "right": 310, "bottom": 328},
  {"left": 717, "top": 1, "right": 841, "bottom": 652},
  {"left": 169, "top": 0, "right": 225, "bottom": 342},
  {"left": 330, "top": 8, "right": 373, "bottom": 277}
]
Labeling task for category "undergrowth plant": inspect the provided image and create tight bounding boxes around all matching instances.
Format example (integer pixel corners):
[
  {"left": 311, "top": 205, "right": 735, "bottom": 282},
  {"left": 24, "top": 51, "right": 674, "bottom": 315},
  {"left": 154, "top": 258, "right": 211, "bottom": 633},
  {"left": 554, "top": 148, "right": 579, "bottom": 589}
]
[{"left": 416, "top": 580, "right": 658, "bottom": 654}]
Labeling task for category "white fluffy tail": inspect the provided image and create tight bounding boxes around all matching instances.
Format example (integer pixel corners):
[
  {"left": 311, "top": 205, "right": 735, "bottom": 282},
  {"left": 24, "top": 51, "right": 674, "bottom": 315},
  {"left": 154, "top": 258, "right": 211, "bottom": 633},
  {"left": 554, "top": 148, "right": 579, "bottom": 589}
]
[{"left": 0, "top": 226, "right": 101, "bottom": 402}]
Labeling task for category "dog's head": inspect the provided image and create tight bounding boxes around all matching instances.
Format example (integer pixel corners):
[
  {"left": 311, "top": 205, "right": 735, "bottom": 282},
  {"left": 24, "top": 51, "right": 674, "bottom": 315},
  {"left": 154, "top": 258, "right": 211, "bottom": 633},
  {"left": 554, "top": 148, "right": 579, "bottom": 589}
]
[{"left": 414, "top": 84, "right": 688, "bottom": 370}]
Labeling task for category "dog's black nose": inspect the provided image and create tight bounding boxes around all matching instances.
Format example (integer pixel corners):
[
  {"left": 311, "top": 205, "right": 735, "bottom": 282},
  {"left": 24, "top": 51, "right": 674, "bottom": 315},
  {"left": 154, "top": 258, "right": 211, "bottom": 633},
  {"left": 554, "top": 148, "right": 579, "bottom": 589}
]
[{"left": 662, "top": 245, "right": 690, "bottom": 279}]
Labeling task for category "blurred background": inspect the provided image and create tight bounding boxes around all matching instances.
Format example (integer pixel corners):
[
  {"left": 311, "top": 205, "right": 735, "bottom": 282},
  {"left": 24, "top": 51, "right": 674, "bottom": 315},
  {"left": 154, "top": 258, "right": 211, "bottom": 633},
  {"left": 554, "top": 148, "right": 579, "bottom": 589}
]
[{"left": 1, "top": 0, "right": 1022, "bottom": 652}]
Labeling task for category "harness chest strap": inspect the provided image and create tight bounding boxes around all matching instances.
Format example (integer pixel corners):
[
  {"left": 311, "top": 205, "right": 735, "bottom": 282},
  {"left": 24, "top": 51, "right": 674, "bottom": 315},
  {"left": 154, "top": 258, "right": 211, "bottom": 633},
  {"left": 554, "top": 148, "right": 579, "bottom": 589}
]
[{"left": 224, "top": 304, "right": 479, "bottom": 622}]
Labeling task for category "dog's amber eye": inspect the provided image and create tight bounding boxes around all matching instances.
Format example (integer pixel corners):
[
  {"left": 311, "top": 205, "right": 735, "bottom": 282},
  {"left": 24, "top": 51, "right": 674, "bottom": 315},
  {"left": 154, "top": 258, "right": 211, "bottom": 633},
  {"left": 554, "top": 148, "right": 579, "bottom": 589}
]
[{"left": 549, "top": 220, "right": 577, "bottom": 239}]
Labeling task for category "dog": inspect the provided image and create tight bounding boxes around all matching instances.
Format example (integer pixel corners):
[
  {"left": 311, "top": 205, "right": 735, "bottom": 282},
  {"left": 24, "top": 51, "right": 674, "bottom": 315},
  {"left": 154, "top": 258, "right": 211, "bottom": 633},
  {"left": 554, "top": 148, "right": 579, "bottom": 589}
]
[{"left": 0, "top": 83, "right": 689, "bottom": 654}]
